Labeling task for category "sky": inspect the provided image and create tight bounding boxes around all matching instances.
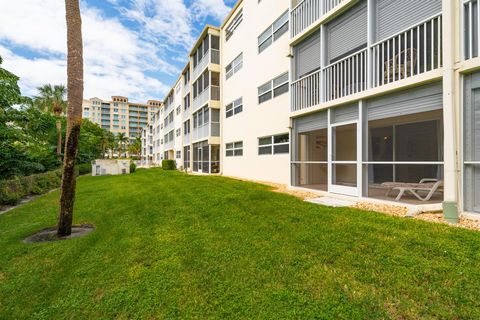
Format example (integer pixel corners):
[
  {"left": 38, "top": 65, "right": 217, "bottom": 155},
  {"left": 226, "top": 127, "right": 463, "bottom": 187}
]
[{"left": 0, "top": 0, "right": 236, "bottom": 103}]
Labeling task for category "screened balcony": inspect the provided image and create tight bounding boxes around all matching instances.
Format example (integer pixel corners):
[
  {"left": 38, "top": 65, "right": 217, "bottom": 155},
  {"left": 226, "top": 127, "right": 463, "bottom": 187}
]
[
  {"left": 192, "top": 71, "right": 220, "bottom": 111},
  {"left": 291, "top": 83, "right": 444, "bottom": 205},
  {"left": 191, "top": 106, "right": 220, "bottom": 142},
  {"left": 192, "top": 34, "right": 220, "bottom": 80},
  {"left": 291, "top": 0, "right": 442, "bottom": 112}
]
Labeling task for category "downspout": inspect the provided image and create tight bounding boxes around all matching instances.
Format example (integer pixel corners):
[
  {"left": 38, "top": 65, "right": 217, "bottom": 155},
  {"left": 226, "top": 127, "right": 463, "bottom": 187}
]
[{"left": 442, "top": 0, "right": 460, "bottom": 224}]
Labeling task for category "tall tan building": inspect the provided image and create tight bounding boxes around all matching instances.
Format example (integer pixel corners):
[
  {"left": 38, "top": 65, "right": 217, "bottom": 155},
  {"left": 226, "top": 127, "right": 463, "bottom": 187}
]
[{"left": 82, "top": 96, "right": 162, "bottom": 141}]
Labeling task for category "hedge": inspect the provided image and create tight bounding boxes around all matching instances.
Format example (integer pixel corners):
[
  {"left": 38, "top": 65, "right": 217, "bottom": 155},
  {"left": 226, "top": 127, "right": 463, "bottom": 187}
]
[
  {"left": 130, "top": 162, "right": 136, "bottom": 173},
  {"left": 0, "top": 164, "right": 91, "bottom": 206},
  {"left": 162, "top": 160, "right": 176, "bottom": 170},
  {"left": 0, "top": 170, "right": 62, "bottom": 206},
  {"left": 77, "top": 163, "right": 92, "bottom": 176}
]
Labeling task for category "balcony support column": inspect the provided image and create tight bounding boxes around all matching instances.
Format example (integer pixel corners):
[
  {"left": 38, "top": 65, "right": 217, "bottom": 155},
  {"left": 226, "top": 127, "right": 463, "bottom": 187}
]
[{"left": 442, "top": 0, "right": 460, "bottom": 224}]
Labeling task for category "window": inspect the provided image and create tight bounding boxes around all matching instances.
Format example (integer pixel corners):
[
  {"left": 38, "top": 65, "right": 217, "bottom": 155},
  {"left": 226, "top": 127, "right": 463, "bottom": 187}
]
[
  {"left": 176, "top": 151, "right": 181, "bottom": 159},
  {"left": 184, "top": 120, "right": 190, "bottom": 135},
  {"left": 226, "top": 9, "right": 243, "bottom": 41},
  {"left": 258, "top": 72, "right": 289, "bottom": 104},
  {"left": 225, "top": 53, "right": 243, "bottom": 80},
  {"left": 192, "top": 106, "right": 209, "bottom": 128},
  {"left": 176, "top": 106, "right": 181, "bottom": 115},
  {"left": 176, "top": 128, "right": 181, "bottom": 137},
  {"left": 184, "top": 93, "right": 190, "bottom": 111},
  {"left": 184, "top": 69, "right": 190, "bottom": 85},
  {"left": 226, "top": 98, "right": 243, "bottom": 118},
  {"left": 258, "top": 134, "right": 289, "bottom": 155},
  {"left": 258, "top": 11, "right": 289, "bottom": 53},
  {"left": 226, "top": 141, "right": 243, "bottom": 157}
]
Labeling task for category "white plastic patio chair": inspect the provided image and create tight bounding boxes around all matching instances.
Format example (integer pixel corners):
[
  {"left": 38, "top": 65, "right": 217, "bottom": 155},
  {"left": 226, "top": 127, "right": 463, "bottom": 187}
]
[{"left": 381, "top": 179, "right": 444, "bottom": 201}]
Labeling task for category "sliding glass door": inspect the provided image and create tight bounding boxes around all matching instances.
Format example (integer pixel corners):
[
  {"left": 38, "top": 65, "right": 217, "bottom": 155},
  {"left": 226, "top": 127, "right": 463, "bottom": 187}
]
[{"left": 329, "top": 121, "right": 360, "bottom": 196}]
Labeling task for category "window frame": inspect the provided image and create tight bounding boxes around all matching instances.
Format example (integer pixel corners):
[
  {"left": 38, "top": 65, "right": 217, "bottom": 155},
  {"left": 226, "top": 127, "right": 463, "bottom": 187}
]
[
  {"left": 225, "top": 97, "right": 243, "bottom": 118},
  {"left": 257, "top": 10, "right": 289, "bottom": 53},
  {"left": 258, "top": 133, "right": 290, "bottom": 155},
  {"left": 226, "top": 141, "right": 244, "bottom": 157},
  {"left": 258, "top": 72, "right": 289, "bottom": 104}
]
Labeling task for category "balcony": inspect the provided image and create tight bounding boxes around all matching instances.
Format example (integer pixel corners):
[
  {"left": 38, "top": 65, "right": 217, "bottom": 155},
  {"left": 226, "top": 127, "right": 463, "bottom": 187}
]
[
  {"left": 192, "top": 85, "right": 220, "bottom": 111},
  {"left": 291, "top": 0, "right": 343, "bottom": 38},
  {"left": 192, "top": 49, "right": 220, "bottom": 81},
  {"left": 291, "top": 15, "right": 442, "bottom": 112},
  {"left": 192, "top": 123, "right": 209, "bottom": 142},
  {"left": 464, "top": 0, "right": 479, "bottom": 60}
]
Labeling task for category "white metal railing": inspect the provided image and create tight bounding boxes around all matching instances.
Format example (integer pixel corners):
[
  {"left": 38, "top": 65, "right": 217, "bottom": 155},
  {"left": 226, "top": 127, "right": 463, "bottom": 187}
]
[
  {"left": 291, "top": 69, "right": 321, "bottom": 112},
  {"left": 183, "top": 134, "right": 190, "bottom": 146},
  {"left": 192, "top": 123, "right": 209, "bottom": 141},
  {"left": 325, "top": 48, "right": 367, "bottom": 102},
  {"left": 192, "top": 88, "right": 209, "bottom": 111},
  {"left": 291, "top": 0, "right": 343, "bottom": 38},
  {"left": 291, "top": 15, "right": 443, "bottom": 112},
  {"left": 291, "top": 0, "right": 322, "bottom": 38},
  {"left": 464, "top": 0, "right": 479, "bottom": 60},
  {"left": 372, "top": 14, "right": 442, "bottom": 87}
]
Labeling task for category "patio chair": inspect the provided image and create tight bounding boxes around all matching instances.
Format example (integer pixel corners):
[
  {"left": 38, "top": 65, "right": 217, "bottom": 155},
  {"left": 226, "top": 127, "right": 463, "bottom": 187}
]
[
  {"left": 381, "top": 178, "right": 443, "bottom": 201},
  {"left": 383, "top": 48, "right": 417, "bottom": 84}
]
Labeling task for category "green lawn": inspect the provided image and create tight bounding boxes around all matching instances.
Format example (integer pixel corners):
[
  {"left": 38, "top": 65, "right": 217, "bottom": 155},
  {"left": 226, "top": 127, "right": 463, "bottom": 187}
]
[{"left": 1, "top": 169, "right": 480, "bottom": 319}]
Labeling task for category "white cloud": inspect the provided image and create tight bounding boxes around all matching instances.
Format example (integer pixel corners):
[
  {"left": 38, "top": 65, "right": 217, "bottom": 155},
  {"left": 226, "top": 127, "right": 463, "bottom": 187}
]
[
  {"left": 0, "top": 0, "right": 173, "bottom": 102},
  {"left": 0, "top": 0, "right": 233, "bottom": 102}
]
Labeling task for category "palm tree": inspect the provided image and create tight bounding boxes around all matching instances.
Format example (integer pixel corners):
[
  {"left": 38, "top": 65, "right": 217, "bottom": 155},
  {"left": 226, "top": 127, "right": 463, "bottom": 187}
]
[
  {"left": 34, "top": 84, "right": 67, "bottom": 160},
  {"left": 58, "top": 0, "right": 83, "bottom": 237},
  {"left": 99, "top": 131, "right": 109, "bottom": 159},
  {"left": 128, "top": 136, "right": 142, "bottom": 159},
  {"left": 106, "top": 131, "right": 116, "bottom": 158},
  {"left": 116, "top": 133, "right": 128, "bottom": 158}
]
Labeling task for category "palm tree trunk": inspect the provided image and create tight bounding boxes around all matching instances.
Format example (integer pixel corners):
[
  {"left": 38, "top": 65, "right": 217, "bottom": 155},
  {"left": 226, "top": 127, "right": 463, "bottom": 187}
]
[
  {"left": 56, "top": 118, "right": 62, "bottom": 159},
  {"left": 58, "top": 0, "right": 83, "bottom": 237}
]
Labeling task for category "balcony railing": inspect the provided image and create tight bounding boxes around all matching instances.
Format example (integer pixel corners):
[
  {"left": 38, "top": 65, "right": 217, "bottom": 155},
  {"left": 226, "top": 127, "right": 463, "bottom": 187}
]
[
  {"left": 325, "top": 48, "right": 367, "bottom": 102},
  {"left": 192, "top": 85, "right": 220, "bottom": 111},
  {"left": 192, "top": 88, "right": 209, "bottom": 111},
  {"left": 372, "top": 14, "right": 442, "bottom": 87},
  {"left": 464, "top": 0, "right": 479, "bottom": 60},
  {"left": 183, "top": 134, "right": 190, "bottom": 146},
  {"left": 192, "top": 49, "right": 220, "bottom": 81},
  {"left": 291, "top": 0, "right": 343, "bottom": 38},
  {"left": 291, "top": 69, "right": 321, "bottom": 112},
  {"left": 192, "top": 123, "right": 209, "bottom": 141},
  {"left": 291, "top": 14, "right": 442, "bottom": 112}
]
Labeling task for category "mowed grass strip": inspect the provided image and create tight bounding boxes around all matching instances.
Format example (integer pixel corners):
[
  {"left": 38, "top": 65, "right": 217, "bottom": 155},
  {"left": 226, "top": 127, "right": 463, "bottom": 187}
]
[{"left": 1, "top": 169, "right": 479, "bottom": 319}]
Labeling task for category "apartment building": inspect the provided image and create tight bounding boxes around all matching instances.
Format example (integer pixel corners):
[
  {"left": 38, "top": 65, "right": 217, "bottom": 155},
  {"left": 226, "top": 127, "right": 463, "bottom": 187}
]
[
  {"left": 142, "top": 0, "right": 480, "bottom": 222},
  {"left": 221, "top": 0, "right": 291, "bottom": 184},
  {"left": 82, "top": 96, "right": 161, "bottom": 141}
]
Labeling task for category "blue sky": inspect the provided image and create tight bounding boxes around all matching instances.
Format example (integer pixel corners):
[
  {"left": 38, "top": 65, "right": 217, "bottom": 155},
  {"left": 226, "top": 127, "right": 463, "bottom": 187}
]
[{"left": 0, "top": 0, "right": 236, "bottom": 102}]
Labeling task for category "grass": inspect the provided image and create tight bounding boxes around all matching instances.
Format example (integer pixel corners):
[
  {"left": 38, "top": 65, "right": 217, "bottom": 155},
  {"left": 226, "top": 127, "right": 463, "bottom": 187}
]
[{"left": 1, "top": 169, "right": 480, "bottom": 319}]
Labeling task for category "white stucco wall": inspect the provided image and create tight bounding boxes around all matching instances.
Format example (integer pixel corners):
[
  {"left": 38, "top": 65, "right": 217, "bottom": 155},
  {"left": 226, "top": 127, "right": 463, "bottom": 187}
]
[{"left": 221, "top": 0, "right": 291, "bottom": 184}]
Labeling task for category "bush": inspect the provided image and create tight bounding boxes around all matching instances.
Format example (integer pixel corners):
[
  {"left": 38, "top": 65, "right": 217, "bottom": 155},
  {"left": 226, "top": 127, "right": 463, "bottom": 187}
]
[
  {"left": 0, "top": 170, "right": 62, "bottom": 206},
  {"left": 162, "top": 160, "right": 176, "bottom": 170},
  {"left": 130, "top": 162, "right": 136, "bottom": 173},
  {"left": 76, "top": 163, "right": 92, "bottom": 176}
]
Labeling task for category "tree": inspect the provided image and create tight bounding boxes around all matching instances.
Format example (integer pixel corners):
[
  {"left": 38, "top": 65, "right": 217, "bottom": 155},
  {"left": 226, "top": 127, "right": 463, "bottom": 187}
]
[
  {"left": 128, "top": 136, "right": 142, "bottom": 159},
  {"left": 99, "top": 130, "right": 109, "bottom": 159},
  {"left": 34, "top": 84, "right": 67, "bottom": 160},
  {"left": 116, "top": 132, "right": 128, "bottom": 158},
  {"left": 58, "top": 0, "right": 84, "bottom": 237},
  {"left": 106, "top": 131, "right": 116, "bottom": 158}
]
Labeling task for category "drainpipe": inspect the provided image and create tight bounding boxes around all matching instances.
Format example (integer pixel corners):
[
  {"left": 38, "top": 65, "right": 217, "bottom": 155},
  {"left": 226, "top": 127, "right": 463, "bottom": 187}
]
[{"left": 442, "top": 0, "right": 459, "bottom": 224}]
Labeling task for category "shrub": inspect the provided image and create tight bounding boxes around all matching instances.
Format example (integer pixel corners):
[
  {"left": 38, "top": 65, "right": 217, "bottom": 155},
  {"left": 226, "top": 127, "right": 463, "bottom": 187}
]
[
  {"left": 162, "top": 160, "right": 176, "bottom": 170},
  {"left": 77, "top": 163, "right": 92, "bottom": 176},
  {"left": 0, "top": 169, "right": 62, "bottom": 206},
  {"left": 130, "top": 162, "right": 136, "bottom": 173}
]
